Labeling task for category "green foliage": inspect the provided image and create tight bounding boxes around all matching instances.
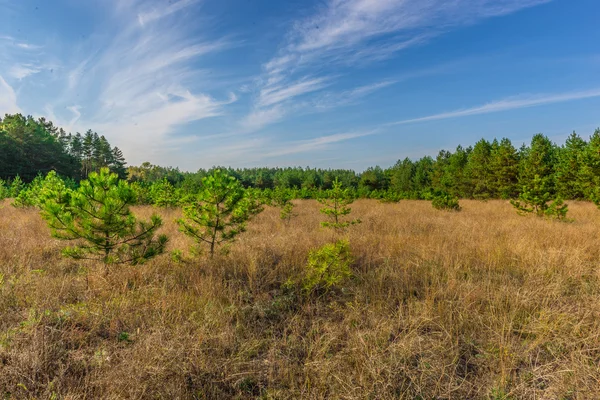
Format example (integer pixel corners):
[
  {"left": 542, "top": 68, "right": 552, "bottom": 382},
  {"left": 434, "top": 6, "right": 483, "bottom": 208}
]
[
  {"left": 0, "top": 178, "right": 7, "bottom": 200},
  {"left": 273, "top": 188, "right": 297, "bottom": 224},
  {"left": 510, "top": 175, "right": 568, "bottom": 220},
  {"left": 150, "top": 178, "right": 180, "bottom": 208},
  {"left": 13, "top": 171, "right": 69, "bottom": 209},
  {"left": 178, "top": 169, "right": 262, "bottom": 258},
  {"left": 318, "top": 178, "right": 360, "bottom": 231},
  {"left": 431, "top": 191, "right": 461, "bottom": 211},
  {"left": 130, "top": 182, "right": 153, "bottom": 205},
  {"left": 9, "top": 175, "right": 25, "bottom": 198},
  {"left": 41, "top": 168, "right": 168, "bottom": 271},
  {"left": 301, "top": 240, "right": 353, "bottom": 294},
  {"left": 379, "top": 189, "right": 402, "bottom": 203}
]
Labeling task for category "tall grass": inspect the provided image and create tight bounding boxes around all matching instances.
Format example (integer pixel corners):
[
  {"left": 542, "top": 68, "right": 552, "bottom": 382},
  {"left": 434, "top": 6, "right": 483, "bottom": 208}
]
[{"left": 1, "top": 199, "right": 599, "bottom": 399}]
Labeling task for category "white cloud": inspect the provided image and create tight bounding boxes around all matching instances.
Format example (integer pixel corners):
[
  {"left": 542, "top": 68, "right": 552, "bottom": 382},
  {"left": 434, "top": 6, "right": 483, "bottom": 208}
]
[
  {"left": 265, "top": 130, "right": 378, "bottom": 157},
  {"left": 0, "top": 75, "right": 21, "bottom": 115},
  {"left": 242, "top": 105, "right": 287, "bottom": 131},
  {"left": 258, "top": 77, "right": 330, "bottom": 108},
  {"left": 244, "top": 0, "right": 551, "bottom": 132},
  {"left": 15, "top": 42, "right": 42, "bottom": 50},
  {"left": 45, "top": 0, "right": 236, "bottom": 164},
  {"left": 9, "top": 64, "right": 42, "bottom": 80},
  {"left": 388, "top": 88, "right": 600, "bottom": 125}
]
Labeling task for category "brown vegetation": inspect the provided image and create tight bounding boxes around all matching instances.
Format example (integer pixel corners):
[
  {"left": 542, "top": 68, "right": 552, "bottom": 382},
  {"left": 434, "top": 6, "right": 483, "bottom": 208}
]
[{"left": 1, "top": 199, "right": 599, "bottom": 399}]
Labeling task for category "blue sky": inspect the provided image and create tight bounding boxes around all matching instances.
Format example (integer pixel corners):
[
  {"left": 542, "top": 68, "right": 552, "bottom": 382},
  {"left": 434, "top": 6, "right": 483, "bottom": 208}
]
[{"left": 1, "top": 0, "right": 599, "bottom": 171}]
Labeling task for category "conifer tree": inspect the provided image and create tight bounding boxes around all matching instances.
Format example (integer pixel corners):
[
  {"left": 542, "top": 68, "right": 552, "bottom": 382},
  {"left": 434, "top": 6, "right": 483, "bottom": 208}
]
[
  {"left": 13, "top": 171, "right": 69, "bottom": 209},
  {"left": 555, "top": 132, "right": 586, "bottom": 199},
  {"left": 489, "top": 138, "right": 519, "bottom": 199},
  {"left": 510, "top": 175, "right": 568, "bottom": 219},
  {"left": 465, "top": 139, "right": 493, "bottom": 199},
  {"left": 177, "top": 169, "right": 262, "bottom": 257},
  {"left": 390, "top": 158, "right": 415, "bottom": 196},
  {"left": 151, "top": 178, "right": 179, "bottom": 208},
  {"left": 9, "top": 176, "right": 25, "bottom": 198},
  {"left": 579, "top": 129, "right": 600, "bottom": 199},
  {"left": 273, "top": 188, "right": 296, "bottom": 225},
  {"left": 0, "top": 178, "right": 7, "bottom": 200},
  {"left": 41, "top": 168, "right": 168, "bottom": 273},
  {"left": 318, "top": 178, "right": 360, "bottom": 232},
  {"left": 518, "top": 134, "right": 556, "bottom": 195}
]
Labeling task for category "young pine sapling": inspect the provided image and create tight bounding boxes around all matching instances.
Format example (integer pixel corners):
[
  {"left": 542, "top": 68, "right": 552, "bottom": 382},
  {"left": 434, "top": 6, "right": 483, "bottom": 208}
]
[
  {"left": 273, "top": 188, "right": 296, "bottom": 225},
  {"left": 318, "top": 178, "right": 360, "bottom": 232},
  {"left": 41, "top": 168, "right": 168, "bottom": 274},
  {"left": 510, "top": 174, "right": 568, "bottom": 220},
  {"left": 177, "top": 169, "right": 262, "bottom": 258}
]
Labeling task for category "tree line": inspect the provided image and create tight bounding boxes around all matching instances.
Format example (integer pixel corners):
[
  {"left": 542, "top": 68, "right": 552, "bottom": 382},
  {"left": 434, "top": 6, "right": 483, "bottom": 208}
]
[
  {"left": 128, "top": 131, "right": 600, "bottom": 202},
  {"left": 2, "top": 113, "right": 600, "bottom": 202}
]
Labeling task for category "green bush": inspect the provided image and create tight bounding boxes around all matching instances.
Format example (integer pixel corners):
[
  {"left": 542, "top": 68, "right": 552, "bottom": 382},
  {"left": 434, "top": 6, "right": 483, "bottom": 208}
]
[
  {"left": 13, "top": 171, "right": 70, "bottom": 209},
  {"left": 431, "top": 192, "right": 461, "bottom": 211},
  {"left": 301, "top": 239, "right": 353, "bottom": 294},
  {"left": 510, "top": 175, "right": 569, "bottom": 220}
]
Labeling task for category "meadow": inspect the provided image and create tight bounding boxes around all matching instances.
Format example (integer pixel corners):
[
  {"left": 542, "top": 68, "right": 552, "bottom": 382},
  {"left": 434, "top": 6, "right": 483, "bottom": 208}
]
[{"left": 1, "top": 199, "right": 599, "bottom": 399}]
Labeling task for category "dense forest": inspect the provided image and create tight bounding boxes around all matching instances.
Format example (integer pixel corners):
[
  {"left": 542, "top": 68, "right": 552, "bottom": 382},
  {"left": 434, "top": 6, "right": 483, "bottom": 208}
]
[
  {"left": 2, "top": 113, "right": 600, "bottom": 202},
  {"left": 0, "top": 114, "right": 126, "bottom": 182}
]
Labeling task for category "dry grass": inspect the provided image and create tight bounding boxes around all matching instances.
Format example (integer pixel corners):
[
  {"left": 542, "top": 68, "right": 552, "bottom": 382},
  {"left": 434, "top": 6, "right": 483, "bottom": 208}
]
[{"left": 1, "top": 199, "right": 600, "bottom": 399}]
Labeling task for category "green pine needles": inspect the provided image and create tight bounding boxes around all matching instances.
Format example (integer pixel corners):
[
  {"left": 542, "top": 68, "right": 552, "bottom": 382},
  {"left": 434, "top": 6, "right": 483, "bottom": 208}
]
[
  {"left": 510, "top": 175, "right": 568, "bottom": 220},
  {"left": 41, "top": 168, "right": 168, "bottom": 272},
  {"left": 177, "top": 169, "right": 263, "bottom": 258},
  {"left": 273, "top": 188, "right": 296, "bottom": 225},
  {"left": 431, "top": 191, "right": 461, "bottom": 211},
  {"left": 13, "top": 171, "right": 71, "bottom": 209},
  {"left": 301, "top": 239, "right": 353, "bottom": 295},
  {"left": 318, "top": 178, "right": 360, "bottom": 232}
]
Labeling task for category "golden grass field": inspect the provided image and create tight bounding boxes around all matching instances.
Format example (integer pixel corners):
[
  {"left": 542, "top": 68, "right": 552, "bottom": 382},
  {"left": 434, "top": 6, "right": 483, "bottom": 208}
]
[{"left": 1, "top": 199, "right": 599, "bottom": 399}]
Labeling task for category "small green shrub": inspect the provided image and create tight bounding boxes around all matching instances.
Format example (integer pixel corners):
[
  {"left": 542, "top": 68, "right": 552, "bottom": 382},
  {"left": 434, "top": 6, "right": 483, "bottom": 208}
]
[
  {"left": 13, "top": 171, "right": 70, "bottom": 209},
  {"left": 431, "top": 192, "right": 461, "bottom": 211},
  {"left": 150, "top": 178, "right": 180, "bottom": 208},
  {"left": 301, "top": 239, "right": 353, "bottom": 294},
  {"left": 510, "top": 175, "right": 568, "bottom": 220}
]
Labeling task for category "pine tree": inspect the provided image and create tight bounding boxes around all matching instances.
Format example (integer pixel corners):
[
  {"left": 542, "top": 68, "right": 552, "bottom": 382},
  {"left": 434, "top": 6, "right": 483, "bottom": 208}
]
[
  {"left": 273, "top": 188, "right": 296, "bottom": 225},
  {"left": 41, "top": 168, "right": 168, "bottom": 273},
  {"left": 318, "top": 178, "right": 360, "bottom": 232},
  {"left": 510, "top": 174, "right": 568, "bottom": 220},
  {"left": 465, "top": 139, "right": 493, "bottom": 199},
  {"left": 9, "top": 176, "right": 25, "bottom": 198},
  {"left": 490, "top": 138, "right": 519, "bottom": 199},
  {"left": 555, "top": 132, "right": 587, "bottom": 199},
  {"left": 177, "top": 169, "right": 262, "bottom": 257},
  {"left": 151, "top": 178, "right": 179, "bottom": 208},
  {"left": 579, "top": 129, "right": 600, "bottom": 199},
  {"left": 390, "top": 158, "right": 415, "bottom": 197},
  {"left": 518, "top": 134, "right": 556, "bottom": 196},
  {"left": 0, "top": 178, "right": 7, "bottom": 200}
]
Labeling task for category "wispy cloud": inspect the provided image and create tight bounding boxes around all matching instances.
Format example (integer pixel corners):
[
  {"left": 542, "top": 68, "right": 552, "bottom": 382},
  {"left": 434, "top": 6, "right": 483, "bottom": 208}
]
[
  {"left": 388, "top": 88, "right": 600, "bottom": 125},
  {"left": 258, "top": 77, "right": 330, "bottom": 108},
  {"left": 41, "top": 0, "right": 236, "bottom": 163},
  {"left": 244, "top": 0, "right": 551, "bottom": 132},
  {"left": 0, "top": 76, "right": 21, "bottom": 115},
  {"left": 265, "top": 130, "right": 377, "bottom": 157},
  {"left": 9, "top": 64, "right": 42, "bottom": 80}
]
